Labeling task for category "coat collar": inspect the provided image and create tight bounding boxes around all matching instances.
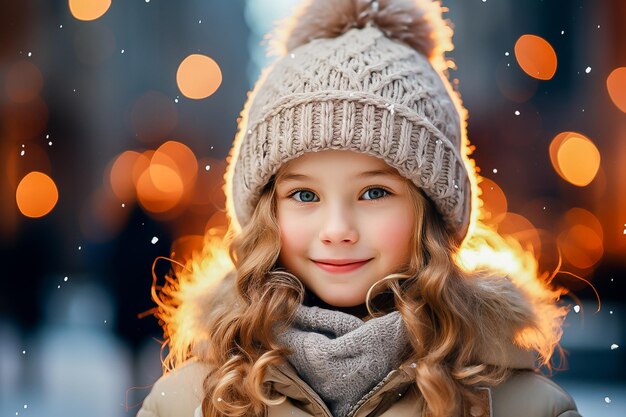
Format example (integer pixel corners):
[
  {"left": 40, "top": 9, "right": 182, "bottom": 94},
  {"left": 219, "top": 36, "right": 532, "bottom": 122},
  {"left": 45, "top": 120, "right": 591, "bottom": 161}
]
[{"left": 263, "top": 361, "right": 494, "bottom": 417}]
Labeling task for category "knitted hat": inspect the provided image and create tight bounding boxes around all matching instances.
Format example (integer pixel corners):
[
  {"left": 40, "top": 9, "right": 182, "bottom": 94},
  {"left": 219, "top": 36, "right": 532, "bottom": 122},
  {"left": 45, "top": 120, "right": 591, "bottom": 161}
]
[{"left": 225, "top": 0, "right": 473, "bottom": 244}]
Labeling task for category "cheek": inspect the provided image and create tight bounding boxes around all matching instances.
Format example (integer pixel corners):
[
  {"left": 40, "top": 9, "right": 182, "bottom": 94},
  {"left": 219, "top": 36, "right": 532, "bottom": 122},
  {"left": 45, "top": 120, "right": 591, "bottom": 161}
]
[
  {"left": 369, "top": 209, "right": 414, "bottom": 254},
  {"left": 278, "top": 210, "right": 310, "bottom": 256}
]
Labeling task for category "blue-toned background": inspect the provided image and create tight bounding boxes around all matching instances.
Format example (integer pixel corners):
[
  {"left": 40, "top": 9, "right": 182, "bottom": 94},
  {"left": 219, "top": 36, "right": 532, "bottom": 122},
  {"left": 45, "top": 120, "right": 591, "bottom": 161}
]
[{"left": 0, "top": 1, "right": 624, "bottom": 416}]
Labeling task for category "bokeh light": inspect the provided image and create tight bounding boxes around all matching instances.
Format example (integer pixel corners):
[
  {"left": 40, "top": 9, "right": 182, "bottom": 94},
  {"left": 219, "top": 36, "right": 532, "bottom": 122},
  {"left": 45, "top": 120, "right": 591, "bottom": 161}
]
[
  {"left": 109, "top": 150, "right": 142, "bottom": 203},
  {"left": 152, "top": 141, "right": 198, "bottom": 186},
  {"left": 4, "top": 60, "right": 44, "bottom": 103},
  {"left": 16, "top": 171, "right": 59, "bottom": 218},
  {"left": 176, "top": 54, "right": 222, "bottom": 99},
  {"left": 478, "top": 177, "right": 508, "bottom": 225},
  {"left": 136, "top": 163, "right": 184, "bottom": 214},
  {"left": 497, "top": 212, "right": 541, "bottom": 255},
  {"left": 606, "top": 67, "right": 626, "bottom": 113},
  {"left": 7, "top": 143, "right": 52, "bottom": 188},
  {"left": 549, "top": 132, "right": 600, "bottom": 187},
  {"left": 68, "top": 0, "right": 111, "bottom": 21},
  {"left": 514, "top": 34, "right": 557, "bottom": 80},
  {"left": 557, "top": 207, "right": 604, "bottom": 271}
]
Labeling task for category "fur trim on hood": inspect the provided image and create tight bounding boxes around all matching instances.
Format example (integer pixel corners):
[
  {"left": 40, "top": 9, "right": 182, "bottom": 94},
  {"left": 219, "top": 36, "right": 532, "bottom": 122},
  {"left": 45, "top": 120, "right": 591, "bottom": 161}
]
[{"left": 155, "top": 235, "right": 569, "bottom": 372}]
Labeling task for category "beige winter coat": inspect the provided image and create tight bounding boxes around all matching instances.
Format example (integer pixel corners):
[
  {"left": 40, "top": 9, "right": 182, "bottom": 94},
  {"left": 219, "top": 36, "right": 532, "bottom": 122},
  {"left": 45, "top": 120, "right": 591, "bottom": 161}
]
[
  {"left": 136, "top": 271, "right": 581, "bottom": 417},
  {"left": 137, "top": 356, "right": 580, "bottom": 417}
]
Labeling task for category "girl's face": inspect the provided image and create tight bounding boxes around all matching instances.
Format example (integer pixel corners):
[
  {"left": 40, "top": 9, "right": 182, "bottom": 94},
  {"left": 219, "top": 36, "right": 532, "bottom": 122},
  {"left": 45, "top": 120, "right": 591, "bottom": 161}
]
[{"left": 275, "top": 150, "right": 415, "bottom": 307}]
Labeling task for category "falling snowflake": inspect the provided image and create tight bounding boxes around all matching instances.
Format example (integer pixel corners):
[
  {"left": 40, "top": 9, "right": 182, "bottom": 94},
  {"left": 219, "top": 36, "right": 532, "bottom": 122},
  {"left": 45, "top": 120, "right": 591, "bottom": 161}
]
[
  {"left": 561, "top": 30, "right": 565, "bottom": 35},
  {"left": 611, "top": 344, "right": 619, "bottom": 350},
  {"left": 515, "top": 110, "right": 520, "bottom": 116},
  {"left": 504, "top": 52, "right": 509, "bottom": 56},
  {"left": 492, "top": 168, "right": 498, "bottom": 174},
  {"left": 64, "top": 276, "right": 68, "bottom": 282},
  {"left": 151, "top": 236, "right": 159, "bottom": 244},
  {"left": 585, "top": 67, "right": 592, "bottom": 74},
  {"left": 205, "top": 165, "right": 211, "bottom": 171},
  {"left": 573, "top": 305, "right": 580, "bottom": 313},
  {"left": 604, "top": 396, "right": 611, "bottom": 404}
]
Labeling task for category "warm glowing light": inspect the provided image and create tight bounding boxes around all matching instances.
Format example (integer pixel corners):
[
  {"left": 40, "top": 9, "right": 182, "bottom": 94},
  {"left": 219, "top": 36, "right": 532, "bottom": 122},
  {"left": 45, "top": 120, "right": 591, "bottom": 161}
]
[
  {"left": 497, "top": 212, "right": 541, "bottom": 256},
  {"left": 514, "top": 35, "right": 557, "bottom": 80},
  {"left": 607, "top": 67, "right": 626, "bottom": 113},
  {"left": 152, "top": 141, "right": 198, "bottom": 186},
  {"left": 176, "top": 54, "right": 223, "bottom": 99},
  {"left": 4, "top": 60, "right": 44, "bottom": 103},
  {"left": 16, "top": 172, "right": 59, "bottom": 218},
  {"left": 558, "top": 225, "right": 603, "bottom": 269},
  {"left": 136, "top": 163, "right": 184, "bottom": 213},
  {"left": 131, "top": 91, "right": 178, "bottom": 144},
  {"left": 170, "top": 235, "right": 205, "bottom": 263},
  {"left": 478, "top": 177, "right": 508, "bottom": 225},
  {"left": 550, "top": 133, "right": 600, "bottom": 186},
  {"left": 557, "top": 208, "right": 603, "bottom": 270},
  {"left": 68, "top": 0, "right": 111, "bottom": 21},
  {"left": 109, "top": 151, "right": 142, "bottom": 202},
  {"left": 132, "top": 151, "right": 153, "bottom": 187}
]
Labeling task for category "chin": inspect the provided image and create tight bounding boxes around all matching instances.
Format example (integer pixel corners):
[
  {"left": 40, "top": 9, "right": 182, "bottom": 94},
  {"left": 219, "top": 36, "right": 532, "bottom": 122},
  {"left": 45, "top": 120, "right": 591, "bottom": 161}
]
[{"left": 318, "top": 293, "right": 367, "bottom": 308}]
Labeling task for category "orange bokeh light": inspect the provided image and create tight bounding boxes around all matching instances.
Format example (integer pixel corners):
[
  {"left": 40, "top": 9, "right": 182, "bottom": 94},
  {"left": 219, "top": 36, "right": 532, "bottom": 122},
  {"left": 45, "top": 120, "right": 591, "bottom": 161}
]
[
  {"left": 153, "top": 141, "right": 198, "bottom": 186},
  {"left": 549, "top": 132, "right": 600, "bottom": 187},
  {"left": 557, "top": 207, "right": 604, "bottom": 270},
  {"left": 176, "top": 54, "right": 222, "bottom": 99},
  {"left": 136, "top": 163, "right": 184, "bottom": 213},
  {"left": 4, "top": 60, "right": 44, "bottom": 103},
  {"left": 497, "top": 212, "right": 541, "bottom": 255},
  {"left": 478, "top": 177, "right": 508, "bottom": 225},
  {"left": 607, "top": 67, "right": 626, "bottom": 113},
  {"left": 514, "top": 34, "right": 557, "bottom": 80},
  {"left": 109, "top": 150, "right": 142, "bottom": 202},
  {"left": 68, "top": 0, "right": 111, "bottom": 21},
  {"left": 16, "top": 171, "right": 59, "bottom": 218},
  {"left": 558, "top": 225, "right": 603, "bottom": 270}
]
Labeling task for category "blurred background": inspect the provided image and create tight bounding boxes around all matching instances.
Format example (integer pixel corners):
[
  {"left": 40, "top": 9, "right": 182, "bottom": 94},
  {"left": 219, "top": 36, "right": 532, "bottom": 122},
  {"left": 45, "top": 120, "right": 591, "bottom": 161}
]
[{"left": 0, "top": 0, "right": 624, "bottom": 416}]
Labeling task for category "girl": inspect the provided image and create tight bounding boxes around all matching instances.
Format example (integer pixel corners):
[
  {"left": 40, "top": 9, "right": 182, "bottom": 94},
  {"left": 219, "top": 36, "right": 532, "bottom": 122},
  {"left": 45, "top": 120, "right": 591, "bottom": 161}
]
[{"left": 138, "top": 0, "right": 581, "bottom": 416}]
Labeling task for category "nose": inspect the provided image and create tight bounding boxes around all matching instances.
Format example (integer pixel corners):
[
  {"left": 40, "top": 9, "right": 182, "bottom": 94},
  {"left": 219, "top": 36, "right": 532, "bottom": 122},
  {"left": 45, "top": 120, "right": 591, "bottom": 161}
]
[{"left": 318, "top": 204, "right": 358, "bottom": 244}]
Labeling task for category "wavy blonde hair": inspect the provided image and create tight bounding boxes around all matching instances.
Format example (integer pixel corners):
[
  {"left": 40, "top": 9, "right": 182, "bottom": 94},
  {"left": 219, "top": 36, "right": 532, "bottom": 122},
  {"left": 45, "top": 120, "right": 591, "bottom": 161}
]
[{"left": 155, "top": 172, "right": 564, "bottom": 417}]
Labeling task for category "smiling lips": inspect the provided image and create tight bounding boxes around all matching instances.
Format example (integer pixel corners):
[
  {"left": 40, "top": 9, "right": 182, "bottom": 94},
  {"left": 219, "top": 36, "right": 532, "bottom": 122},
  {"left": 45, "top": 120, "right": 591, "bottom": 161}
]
[{"left": 312, "top": 258, "right": 372, "bottom": 273}]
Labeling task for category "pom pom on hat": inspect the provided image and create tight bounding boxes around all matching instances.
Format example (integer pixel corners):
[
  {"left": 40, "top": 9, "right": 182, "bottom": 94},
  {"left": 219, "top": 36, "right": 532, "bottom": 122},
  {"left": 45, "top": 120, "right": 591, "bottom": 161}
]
[{"left": 271, "top": 0, "right": 454, "bottom": 69}]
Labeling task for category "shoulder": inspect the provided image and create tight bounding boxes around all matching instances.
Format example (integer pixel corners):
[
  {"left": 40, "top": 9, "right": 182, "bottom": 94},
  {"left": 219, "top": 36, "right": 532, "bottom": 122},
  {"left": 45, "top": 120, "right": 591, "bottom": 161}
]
[
  {"left": 490, "top": 370, "right": 581, "bottom": 417},
  {"left": 136, "top": 359, "right": 212, "bottom": 417}
]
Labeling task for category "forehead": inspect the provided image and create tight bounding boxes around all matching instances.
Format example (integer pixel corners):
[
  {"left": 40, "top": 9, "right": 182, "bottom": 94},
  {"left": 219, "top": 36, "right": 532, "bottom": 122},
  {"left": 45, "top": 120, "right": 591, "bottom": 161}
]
[{"left": 277, "top": 150, "right": 400, "bottom": 179}]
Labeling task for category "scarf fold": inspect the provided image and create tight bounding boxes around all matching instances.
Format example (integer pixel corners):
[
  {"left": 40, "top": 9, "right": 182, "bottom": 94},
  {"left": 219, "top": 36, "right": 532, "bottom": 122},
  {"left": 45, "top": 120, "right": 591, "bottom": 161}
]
[{"left": 275, "top": 304, "right": 409, "bottom": 417}]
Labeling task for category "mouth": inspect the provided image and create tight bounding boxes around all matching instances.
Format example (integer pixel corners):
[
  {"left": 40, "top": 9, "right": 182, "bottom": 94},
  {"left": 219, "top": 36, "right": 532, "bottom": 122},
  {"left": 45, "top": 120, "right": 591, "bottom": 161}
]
[{"left": 312, "top": 258, "right": 373, "bottom": 273}]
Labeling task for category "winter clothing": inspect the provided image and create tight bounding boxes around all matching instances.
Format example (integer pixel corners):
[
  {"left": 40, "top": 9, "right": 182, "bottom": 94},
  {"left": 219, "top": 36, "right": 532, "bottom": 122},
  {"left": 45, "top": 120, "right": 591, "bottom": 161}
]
[
  {"left": 136, "top": 272, "right": 581, "bottom": 417},
  {"left": 137, "top": 349, "right": 580, "bottom": 417},
  {"left": 275, "top": 305, "right": 408, "bottom": 417},
  {"left": 225, "top": 0, "right": 472, "bottom": 244},
  {"left": 138, "top": 1, "right": 582, "bottom": 416}
]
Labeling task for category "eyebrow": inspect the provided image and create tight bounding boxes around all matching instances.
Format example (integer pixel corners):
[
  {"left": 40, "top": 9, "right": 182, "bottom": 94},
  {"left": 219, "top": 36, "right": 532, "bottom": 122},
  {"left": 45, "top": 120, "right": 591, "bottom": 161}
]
[{"left": 278, "top": 167, "right": 400, "bottom": 183}]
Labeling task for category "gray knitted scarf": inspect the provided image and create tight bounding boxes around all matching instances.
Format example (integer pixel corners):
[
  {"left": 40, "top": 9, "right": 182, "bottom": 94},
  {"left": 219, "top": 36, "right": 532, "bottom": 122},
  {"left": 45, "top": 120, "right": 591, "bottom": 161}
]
[{"left": 275, "top": 304, "right": 409, "bottom": 417}]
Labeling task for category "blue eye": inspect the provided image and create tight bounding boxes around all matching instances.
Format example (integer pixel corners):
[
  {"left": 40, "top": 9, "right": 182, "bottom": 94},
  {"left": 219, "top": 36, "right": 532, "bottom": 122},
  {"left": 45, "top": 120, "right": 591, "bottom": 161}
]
[
  {"left": 362, "top": 187, "right": 389, "bottom": 200},
  {"left": 292, "top": 190, "right": 319, "bottom": 202}
]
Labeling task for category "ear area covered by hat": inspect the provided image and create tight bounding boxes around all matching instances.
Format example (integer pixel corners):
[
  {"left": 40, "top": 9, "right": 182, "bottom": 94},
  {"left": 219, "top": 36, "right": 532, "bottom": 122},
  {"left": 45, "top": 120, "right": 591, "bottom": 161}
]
[{"left": 224, "top": 0, "right": 477, "bottom": 245}]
